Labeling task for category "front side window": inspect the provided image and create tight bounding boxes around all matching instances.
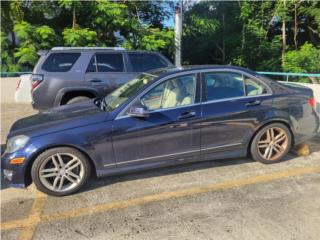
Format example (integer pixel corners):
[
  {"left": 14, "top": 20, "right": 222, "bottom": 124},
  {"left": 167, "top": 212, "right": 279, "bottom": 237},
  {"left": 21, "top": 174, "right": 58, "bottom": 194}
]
[
  {"left": 204, "top": 72, "right": 245, "bottom": 101},
  {"left": 129, "top": 53, "right": 169, "bottom": 72},
  {"left": 141, "top": 74, "right": 196, "bottom": 111},
  {"left": 87, "top": 53, "right": 124, "bottom": 72},
  {"left": 42, "top": 53, "right": 80, "bottom": 72}
]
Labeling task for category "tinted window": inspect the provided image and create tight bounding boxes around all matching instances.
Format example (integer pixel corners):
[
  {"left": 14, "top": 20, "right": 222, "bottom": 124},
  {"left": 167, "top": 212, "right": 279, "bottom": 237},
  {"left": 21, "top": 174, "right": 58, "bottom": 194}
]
[
  {"left": 129, "top": 53, "right": 168, "bottom": 72},
  {"left": 141, "top": 74, "right": 196, "bottom": 110},
  {"left": 87, "top": 53, "right": 124, "bottom": 72},
  {"left": 244, "top": 77, "right": 268, "bottom": 96},
  {"left": 42, "top": 53, "right": 80, "bottom": 72},
  {"left": 204, "top": 72, "right": 245, "bottom": 101}
]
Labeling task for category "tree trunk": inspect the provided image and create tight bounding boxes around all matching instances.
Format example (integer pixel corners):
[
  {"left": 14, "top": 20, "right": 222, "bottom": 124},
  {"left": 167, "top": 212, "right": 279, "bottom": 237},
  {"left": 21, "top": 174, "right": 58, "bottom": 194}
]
[
  {"left": 222, "top": 13, "right": 225, "bottom": 63},
  {"left": 294, "top": 2, "right": 298, "bottom": 49},
  {"left": 281, "top": 0, "right": 286, "bottom": 68},
  {"left": 11, "top": 31, "right": 16, "bottom": 49},
  {"left": 72, "top": 6, "right": 76, "bottom": 29},
  {"left": 241, "top": 24, "right": 245, "bottom": 54}
]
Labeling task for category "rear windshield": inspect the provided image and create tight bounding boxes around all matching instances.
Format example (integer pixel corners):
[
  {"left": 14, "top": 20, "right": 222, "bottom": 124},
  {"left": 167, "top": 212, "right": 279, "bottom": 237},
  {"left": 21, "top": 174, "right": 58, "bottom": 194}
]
[
  {"left": 128, "top": 53, "right": 169, "bottom": 72},
  {"left": 42, "top": 53, "right": 81, "bottom": 72}
]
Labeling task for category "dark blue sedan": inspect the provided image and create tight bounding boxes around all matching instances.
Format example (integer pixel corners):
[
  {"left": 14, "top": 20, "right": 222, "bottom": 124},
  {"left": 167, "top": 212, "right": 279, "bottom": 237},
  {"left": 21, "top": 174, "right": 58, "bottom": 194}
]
[{"left": 2, "top": 66, "right": 319, "bottom": 196}]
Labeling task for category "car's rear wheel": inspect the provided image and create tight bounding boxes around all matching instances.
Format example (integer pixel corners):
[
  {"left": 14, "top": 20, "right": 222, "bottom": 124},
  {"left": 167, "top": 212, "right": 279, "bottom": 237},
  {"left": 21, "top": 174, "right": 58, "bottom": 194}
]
[
  {"left": 66, "top": 96, "right": 90, "bottom": 105},
  {"left": 31, "top": 147, "right": 91, "bottom": 196},
  {"left": 250, "top": 123, "right": 292, "bottom": 164}
]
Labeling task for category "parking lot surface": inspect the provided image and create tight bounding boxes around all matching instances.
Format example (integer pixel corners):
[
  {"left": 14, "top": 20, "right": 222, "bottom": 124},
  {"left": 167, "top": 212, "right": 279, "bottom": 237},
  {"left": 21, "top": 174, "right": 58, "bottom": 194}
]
[{"left": 1, "top": 103, "right": 320, "bottom": 240}]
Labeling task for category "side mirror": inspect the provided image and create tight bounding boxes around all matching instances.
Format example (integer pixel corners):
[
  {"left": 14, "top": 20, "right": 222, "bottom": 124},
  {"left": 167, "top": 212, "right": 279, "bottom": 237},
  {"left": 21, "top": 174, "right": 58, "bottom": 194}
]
[{"left": 128, "top": 105, "right": 150, "bottom": 118}]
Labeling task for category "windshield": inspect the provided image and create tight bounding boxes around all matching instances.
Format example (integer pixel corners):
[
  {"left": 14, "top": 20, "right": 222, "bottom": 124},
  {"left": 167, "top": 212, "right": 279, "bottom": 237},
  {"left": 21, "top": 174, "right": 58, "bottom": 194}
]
[{"left": 102, "top": 73, "right": 158, "bottom": 112}]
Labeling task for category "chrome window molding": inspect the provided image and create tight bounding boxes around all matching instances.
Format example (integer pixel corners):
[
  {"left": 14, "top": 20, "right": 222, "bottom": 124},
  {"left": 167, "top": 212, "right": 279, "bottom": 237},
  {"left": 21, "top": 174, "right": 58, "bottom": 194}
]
[
  {"left": 202, "top": 93, "right": 273, "bottom": 105},
  {"left": 104, "top": 143, "right": 242, "bottom": 167},
  {"left": 115, "top": 68, "right": 273, "bottom": 120}
]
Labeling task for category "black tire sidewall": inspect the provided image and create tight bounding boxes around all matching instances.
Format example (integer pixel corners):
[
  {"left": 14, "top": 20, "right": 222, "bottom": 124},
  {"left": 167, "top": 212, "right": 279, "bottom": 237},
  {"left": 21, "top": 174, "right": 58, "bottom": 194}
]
[
  {"left": 31, "top": 147, "right": 91, "bottom": 196},
  {"left": 250, "top": 123, "right": 292, "bottom": 164}
]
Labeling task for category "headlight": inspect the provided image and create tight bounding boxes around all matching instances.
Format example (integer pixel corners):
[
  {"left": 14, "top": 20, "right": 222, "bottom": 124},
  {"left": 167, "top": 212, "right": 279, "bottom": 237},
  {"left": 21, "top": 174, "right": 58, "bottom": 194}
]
[{"left": 6, "top": 135, "right": 30, "bottom": 153}]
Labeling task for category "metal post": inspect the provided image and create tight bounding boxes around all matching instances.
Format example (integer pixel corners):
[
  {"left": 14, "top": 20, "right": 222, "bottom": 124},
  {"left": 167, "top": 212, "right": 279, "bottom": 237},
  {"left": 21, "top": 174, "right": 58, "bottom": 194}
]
[{"left": 174, "top": 1, "right": 182, "bottom": 67}]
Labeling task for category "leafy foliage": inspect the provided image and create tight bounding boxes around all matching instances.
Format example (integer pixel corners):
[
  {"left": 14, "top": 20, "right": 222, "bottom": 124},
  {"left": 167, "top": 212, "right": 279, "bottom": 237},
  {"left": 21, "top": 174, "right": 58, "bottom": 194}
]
[
  {"left": 63, "top": 28, "right": 97, "bottom": 46},
  {"left": 284, "top": 43, "right": 320, "bottom": 73},
  {"left": 1, "top": 0, "right": 319, "bottom": 82}
]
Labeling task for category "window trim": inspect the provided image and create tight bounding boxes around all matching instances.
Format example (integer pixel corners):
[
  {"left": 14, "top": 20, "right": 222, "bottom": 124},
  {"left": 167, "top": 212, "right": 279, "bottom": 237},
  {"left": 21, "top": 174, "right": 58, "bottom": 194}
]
[
  {"left": 86, "top": 52, "right": 125, "bottom": 73},
  {"left": 115, "top": 69, "right": 273, "bottom": 120},
  {"left": 41, "top": 52, "right": 81, "bottom": 72}
]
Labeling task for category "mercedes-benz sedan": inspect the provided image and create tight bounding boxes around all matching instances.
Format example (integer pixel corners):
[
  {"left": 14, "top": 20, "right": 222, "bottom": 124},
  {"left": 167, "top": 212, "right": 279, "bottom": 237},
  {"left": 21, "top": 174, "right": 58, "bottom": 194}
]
[{"left": 2, "top": 66, "right": 319, "bottom": 196}]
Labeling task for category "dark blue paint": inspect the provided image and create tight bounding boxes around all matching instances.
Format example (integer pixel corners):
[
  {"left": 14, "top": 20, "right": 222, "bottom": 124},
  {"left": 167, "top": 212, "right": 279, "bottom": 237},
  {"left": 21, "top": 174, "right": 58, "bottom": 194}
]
[{"left": 2, "top": 66, "right": 319, "bottom": 188}]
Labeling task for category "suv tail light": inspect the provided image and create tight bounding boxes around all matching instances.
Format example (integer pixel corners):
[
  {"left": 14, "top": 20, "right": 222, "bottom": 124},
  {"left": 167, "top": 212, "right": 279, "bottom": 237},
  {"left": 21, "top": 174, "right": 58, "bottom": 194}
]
[
  {"left": 309, "top": 97, "right": 316, "bottom": 109},
  {"left": 31, "top": 74, "right": 43, "bottom": 90}
]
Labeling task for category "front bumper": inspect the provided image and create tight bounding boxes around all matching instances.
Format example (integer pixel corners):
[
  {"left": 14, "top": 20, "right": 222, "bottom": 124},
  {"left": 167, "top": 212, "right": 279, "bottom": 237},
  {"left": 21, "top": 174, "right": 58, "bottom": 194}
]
[{"left": 1, "top": 148, "right": 34, "bottom": 188}]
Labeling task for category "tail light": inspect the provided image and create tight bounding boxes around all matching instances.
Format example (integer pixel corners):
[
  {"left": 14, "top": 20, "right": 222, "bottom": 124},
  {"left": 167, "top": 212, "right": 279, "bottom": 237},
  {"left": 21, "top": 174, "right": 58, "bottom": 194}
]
[
  {"left": 31, "top": 74, "right": 43, "bottom": 90},
  {"left": 16, "top": 79, "right": 21, "bottom": 90},
  {"left": 309, "top": 97, "right": 316, "bottom": 109}
]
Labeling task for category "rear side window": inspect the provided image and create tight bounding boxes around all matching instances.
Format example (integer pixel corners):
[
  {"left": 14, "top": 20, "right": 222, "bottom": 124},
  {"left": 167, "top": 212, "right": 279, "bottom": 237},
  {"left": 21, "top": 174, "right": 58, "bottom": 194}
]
[
  {"left": 128, "top": 53, "right": 168, "bottom": 72},
  {"left": 87, "top": 53, "right": 124, "bottom": 72},
  {"left": 244, "top": 77, "right": 268, "bottom": 96},
  {"left": 42, "top": 53, "right": 80, "bottom": 72},
  {"left": 204, "top": 72, "right": 245, "bottom": 101}
]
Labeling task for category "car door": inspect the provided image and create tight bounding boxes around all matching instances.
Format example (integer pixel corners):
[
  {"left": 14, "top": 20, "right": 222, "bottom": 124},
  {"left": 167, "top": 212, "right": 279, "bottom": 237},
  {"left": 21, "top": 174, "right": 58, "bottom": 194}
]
[
  {"left": 112, "top": 73, "right": 201, "bottom": 168},
  {"left": 200, "top": 70, "right": 273, "bottom": 160},
  {"left": 84, "top": 52, "right": 136, "bottom": 96}
]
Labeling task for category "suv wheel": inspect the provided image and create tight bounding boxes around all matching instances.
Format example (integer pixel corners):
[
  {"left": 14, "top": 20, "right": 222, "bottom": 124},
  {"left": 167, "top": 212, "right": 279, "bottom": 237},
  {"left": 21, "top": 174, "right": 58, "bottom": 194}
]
[
  {"left": 31, "top": 147, "right": 91, "bottom": 196},
  {"left": 66, "top": 96, "right": 90, "bottom": 105},
  {"left": 250, "top": 123, "right": 292, "bottom": 164}
]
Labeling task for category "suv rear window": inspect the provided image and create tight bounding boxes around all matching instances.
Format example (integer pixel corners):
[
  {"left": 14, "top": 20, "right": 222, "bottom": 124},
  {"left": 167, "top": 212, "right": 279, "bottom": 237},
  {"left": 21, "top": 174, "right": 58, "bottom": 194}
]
[
  {"left": 128, "top": 53, "right": 168, "bottom": 72},
  {"left": 87, "top": 53, "right": 124, "bottom": 72},
  {"left": 42, "top": 53, "right": 80, "bottom": 72}
]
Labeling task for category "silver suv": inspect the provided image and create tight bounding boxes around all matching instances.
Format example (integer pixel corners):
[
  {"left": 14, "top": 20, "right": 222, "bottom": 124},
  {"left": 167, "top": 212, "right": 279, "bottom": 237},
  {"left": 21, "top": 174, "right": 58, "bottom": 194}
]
[{"left": 31, "top": 47, "right": 172, "bottom": 110}]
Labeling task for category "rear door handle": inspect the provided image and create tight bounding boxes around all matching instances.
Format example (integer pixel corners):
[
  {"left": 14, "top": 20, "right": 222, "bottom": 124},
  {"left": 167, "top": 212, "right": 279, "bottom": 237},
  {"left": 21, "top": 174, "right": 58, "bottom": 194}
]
[
  {"left": 89, "top": 78, "right": 102, "bottom": 83},
  {"left": 178, "top": 111, "right": 196, "bottom": 120},
  {"left": 246, "top": 100, "right": 261, "bottom": 107}
]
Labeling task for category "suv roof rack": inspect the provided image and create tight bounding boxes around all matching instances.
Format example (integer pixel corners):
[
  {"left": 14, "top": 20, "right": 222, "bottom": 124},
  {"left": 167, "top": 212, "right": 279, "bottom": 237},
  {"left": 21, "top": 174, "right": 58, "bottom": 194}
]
[{"left": 51, "top": 47, "right": 125, "bottom": 51}]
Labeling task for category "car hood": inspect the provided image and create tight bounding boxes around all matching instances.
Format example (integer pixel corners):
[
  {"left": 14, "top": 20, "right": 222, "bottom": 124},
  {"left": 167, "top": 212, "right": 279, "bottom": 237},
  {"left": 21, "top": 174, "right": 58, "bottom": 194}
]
[{"left": 9, "top": 100, "right": 112, "bottom": 138}]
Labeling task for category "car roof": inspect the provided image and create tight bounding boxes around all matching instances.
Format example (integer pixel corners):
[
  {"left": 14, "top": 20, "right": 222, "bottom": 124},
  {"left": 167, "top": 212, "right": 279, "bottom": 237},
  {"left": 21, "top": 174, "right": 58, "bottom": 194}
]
[
  {"left": 147, "top": 65, "right": 258, "bottom": 78},
  {"left": 47, "top": 47, "right": 164, "bottom": 54}
]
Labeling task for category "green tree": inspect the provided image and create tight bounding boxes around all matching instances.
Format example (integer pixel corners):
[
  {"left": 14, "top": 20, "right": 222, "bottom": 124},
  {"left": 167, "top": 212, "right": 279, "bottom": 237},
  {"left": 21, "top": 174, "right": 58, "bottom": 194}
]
[
  {"left": 62, "top": 28, "right": 97, "bottom": 46},
  {"left": 283, "top": 43, "right": 320, "bottom": 83},
  {"left": 14, "top": 21, "right": 58, "bottom": 68}
]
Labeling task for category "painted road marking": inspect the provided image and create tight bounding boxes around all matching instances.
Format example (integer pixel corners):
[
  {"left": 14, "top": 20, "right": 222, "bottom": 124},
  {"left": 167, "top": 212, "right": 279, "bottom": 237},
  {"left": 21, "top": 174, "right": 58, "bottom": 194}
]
[
  {"left": 17, "top": 191, "right": 47, "bottom": 240},
  {"left": 1, "top": 167, "right": 320, "bottom": 233}
]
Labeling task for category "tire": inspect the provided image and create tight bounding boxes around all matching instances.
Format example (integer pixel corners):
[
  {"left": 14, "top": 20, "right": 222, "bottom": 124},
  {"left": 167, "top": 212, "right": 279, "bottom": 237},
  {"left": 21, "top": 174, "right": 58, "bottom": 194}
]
[
  {"left": 250, "top": 123, "right": 292, "bottom": 164},
  {"left": 66, "top": 96, "right": 90, "bottom": 105},
  {"left": 31, "top": 147, "right": 91, "bottom": 196}
]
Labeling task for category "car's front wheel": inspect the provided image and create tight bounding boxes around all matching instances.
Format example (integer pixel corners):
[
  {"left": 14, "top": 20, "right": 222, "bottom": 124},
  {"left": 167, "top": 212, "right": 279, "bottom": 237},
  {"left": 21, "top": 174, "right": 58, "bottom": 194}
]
[
  {"left": 250, "top": 123, "right": 292, "bottom": 164},
  {"left": 31, "top": 147, "right": 91, "bottom": 196}
]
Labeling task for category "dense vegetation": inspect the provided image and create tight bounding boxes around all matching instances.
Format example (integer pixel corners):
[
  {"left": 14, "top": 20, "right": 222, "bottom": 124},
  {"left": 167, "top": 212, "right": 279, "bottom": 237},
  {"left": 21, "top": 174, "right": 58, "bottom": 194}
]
[{"left": 1, "top": 0, "right": 319, "bottom": 82}]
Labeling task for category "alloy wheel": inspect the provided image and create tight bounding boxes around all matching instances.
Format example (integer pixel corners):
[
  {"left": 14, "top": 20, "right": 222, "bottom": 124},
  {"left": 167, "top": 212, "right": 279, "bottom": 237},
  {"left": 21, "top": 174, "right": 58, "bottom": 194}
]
[
  {"left": 38, "top": 153, "right": 85, "bottom": 192},
  {"left": 257, "top": 127, "right": 289, "bottom": 161}
]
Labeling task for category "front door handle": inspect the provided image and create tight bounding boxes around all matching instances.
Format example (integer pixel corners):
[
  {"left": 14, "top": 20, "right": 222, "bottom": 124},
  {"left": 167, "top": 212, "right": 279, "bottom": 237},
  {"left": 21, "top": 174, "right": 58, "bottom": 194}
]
[
  {"left": 246, "top": 100, "right": 261, "bottom": 107},
  {"left": 178, "top": 111, "right": 196, "bottom": 120},
  {"left": 89, "top": 78, "right": 102, "bottom": 83}
]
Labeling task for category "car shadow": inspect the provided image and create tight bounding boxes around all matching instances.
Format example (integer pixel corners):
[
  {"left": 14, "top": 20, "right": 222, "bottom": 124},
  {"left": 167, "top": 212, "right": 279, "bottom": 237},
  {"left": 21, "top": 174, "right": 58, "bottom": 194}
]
[{"left": 80, "top": 153, "right": 297, "bottom": 194}]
